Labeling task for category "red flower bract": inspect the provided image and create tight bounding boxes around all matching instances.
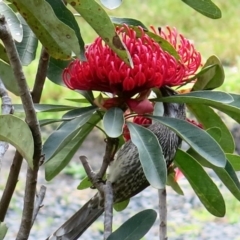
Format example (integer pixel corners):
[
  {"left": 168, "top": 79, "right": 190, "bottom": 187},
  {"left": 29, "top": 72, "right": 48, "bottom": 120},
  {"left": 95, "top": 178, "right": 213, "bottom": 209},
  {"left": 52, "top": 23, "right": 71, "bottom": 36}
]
[{"left": 63, "top": 25, "right": 201, "bottom": 98}]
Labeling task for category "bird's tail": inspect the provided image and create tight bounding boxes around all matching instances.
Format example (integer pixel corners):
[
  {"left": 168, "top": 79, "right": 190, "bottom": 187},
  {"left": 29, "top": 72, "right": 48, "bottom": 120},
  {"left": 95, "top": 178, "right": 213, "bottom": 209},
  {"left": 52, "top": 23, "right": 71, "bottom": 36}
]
[{"left": 47, "top": 193, "right": 104, "bottom": 240}]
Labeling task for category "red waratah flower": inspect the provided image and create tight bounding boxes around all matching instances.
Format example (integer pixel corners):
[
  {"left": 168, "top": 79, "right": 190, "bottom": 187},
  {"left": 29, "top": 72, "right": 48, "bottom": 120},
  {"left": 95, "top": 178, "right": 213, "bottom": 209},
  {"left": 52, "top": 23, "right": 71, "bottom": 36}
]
[
  {"left": 63, "top": 25, "right": 201, "bottom": 101},
  {"left": 187, "top": 118, "right": 203, "bottom": 129}
]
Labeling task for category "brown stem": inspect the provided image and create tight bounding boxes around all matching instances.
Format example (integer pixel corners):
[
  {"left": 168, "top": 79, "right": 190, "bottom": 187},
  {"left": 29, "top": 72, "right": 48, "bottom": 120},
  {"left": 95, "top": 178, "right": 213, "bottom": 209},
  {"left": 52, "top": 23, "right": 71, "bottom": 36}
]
[
  {"left": 159, "top": 188, "right": 167, "bottom": 240},
  {"left": 80, "top": 156, "right": 114, "bottom": 239},
  {"left": 0, "top": 151, "right": 22, "bottom": 222},
  {"left": 97, "top": 137, "right": 119, "bottom": 179},
  {"left": 31, "top": 185, "right": 46, "bottom": 227},
  {"left": 31, "top": 47, "right": 49, "bottom": 103},
  {"left": 0, "top": 15, "right": 47, "bottom": 239},
  {"left": 103, "top": 181, "right": 113, "bottom": 239}
]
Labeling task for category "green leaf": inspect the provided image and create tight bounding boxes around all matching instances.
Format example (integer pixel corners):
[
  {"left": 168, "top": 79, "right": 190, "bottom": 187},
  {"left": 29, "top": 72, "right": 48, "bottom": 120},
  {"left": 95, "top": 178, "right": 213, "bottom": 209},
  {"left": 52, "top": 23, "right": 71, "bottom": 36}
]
[
  {"left": 0, "top": 60, "right": 19, "bottom": 95},
  {"left": 101, "top": 0, "right": 122, "bottom": 9},
  {"left": 151, "top": 116, "right": 226, "bottom": 167},
  {"left": 187, "top": 149, "right": 240, "bottom": 201},
  {"left": 156, "top": 91, "right": 233, "bottom": 108},
  {"left": 182, "top": 0, "right": 221, "bottom": 19},
  {"left": 206, "top": 127, "right": 222, "bottom": 142},
  {"left": 212, "top": 94, "right": 240, "bottom": 124},
  {"left": 10, "top": 0, "right": 80, "bottom": 59},
  {"left": 110, "top": 17, "right": 147, "bottom": 29},
  {"left": 226, "top": 154, "right": 240, "bottom": 171},
  {"left": 167, "top": 172, "right": 184, "bottom": 195},
  {"left": 67, "top": 0, "right": 133, "bottom": 67},
  {"left": 45, "top": 113, "right": 101, "bottom": 180},
  {"left": 65, "top": 98, "right": 91, "bottom": 104},
  {"left": 0, "top": 43, "right": 9, "bottom": 64},
  {"left": 62, "top": 106, "right": 98, "bottom": 119},
  {"left": 145, "top": 31, "right": 180, "bottom": 60},
  {"left": 15, "top": 14, "right": 38, "bottom": 66},
  {"left": 127, "top": 122, "right": 167, "bottom": 189},
  {"left": 174, "top": 149, "right": 225, "bottom": 217},
  {"left": 39, "top": 118, "right": 67, "bottom": 127},
  {"left": 77, "top": 176, "right": 92, "bottom": 190},
  {"left": 0, "top": 222, "right": 8, "bottom": 240},
  {"left": 43, "top": 108, "right": 96, "bottom": 162},
  {"left": 107, "top": 209, "right": 157, "bottom": 240},
  {"left": 103, "top": 107, "right": 124, "bottom": 138},
  {"left": 47, "top": 57, "right": 71, "bottom": 86},
  {"left": 193, "top": 55, "right": 225, "bottom": 90},
  {"left": 113, "top": 199, "right": 130, "bottom": 212},
  {"left": 14, "top": 104, "right": 77, "bottom": 113},
  {"left": 213, "top": 161, "right": 240, "bottom": 201},
  {"left": 187, "top": 104, "right": 235, "bottom": 153},
  {"left": 0, "top": 1, "right": 23, "bottom": 42},
  {"left": 45, "top": 0, "right": 85, "bottom": 60},
  {"left": 0, "top": 115, "right": 33, "bottom": 168}
]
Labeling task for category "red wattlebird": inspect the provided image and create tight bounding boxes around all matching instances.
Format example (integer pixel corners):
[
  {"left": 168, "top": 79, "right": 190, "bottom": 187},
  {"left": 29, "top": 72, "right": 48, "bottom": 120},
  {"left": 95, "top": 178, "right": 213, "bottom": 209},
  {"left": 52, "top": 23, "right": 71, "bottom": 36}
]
[{"left": 47, "top": 86, "right": 186, "bottom": 240}]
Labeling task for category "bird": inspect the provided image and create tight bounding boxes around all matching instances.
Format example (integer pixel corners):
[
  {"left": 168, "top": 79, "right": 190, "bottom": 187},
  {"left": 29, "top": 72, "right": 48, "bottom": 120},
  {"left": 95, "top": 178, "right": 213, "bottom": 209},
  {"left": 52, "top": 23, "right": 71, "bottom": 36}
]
[{"left": 47, "top": 86, "right": 186, "bottom": 240}]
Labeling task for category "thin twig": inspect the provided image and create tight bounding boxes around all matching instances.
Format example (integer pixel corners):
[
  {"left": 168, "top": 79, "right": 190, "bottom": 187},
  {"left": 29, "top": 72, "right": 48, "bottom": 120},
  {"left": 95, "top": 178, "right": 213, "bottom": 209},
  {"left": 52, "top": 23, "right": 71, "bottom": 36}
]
[
  {"left": 0, "top": 151, "right": 22, "bottom": 222},
  {"left": 80, "top": 156, "right": 114, "bottom": 239},
  {"left": 158, "top": 188, "right": 167, "bottom": 240},
  {"left": 0, "top": 78, "right": 13, "bottom": 162},
  {"left": 31, "top": 47, "right": 49, "bottom": 103},
  {"left": 31, "top": 185, "right": 47, "bottom": 227},
  {"left": 104, "top": 181, "right": 113, "bottom": 239},
  {"left": 0, "top": 15, "right": 43, "bottom": 239},
  {"left": 97, "top": 137, "right": 119, "bottom": 179}
]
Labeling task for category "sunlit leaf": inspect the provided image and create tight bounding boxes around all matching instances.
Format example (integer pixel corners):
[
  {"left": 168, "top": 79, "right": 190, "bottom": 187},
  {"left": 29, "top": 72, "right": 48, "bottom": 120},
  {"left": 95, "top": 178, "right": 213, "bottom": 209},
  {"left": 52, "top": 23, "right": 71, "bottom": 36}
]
[
  {"left": 167, "top": 172, "right": 184, "bottom": 195},
  {"left": 107, "top": 209, "right": 157, "bottom": 240},
  {"left": 227, "top": 153, "right": 240, "bottom": 171},
  {"left": 45, "top": 0, "right": 85, "bottom": 60},
  {"left": 9, "top": 0, "right": 80, "bottom": 59},
  {"left": 182, "top": 0, "right": 221, "bottom": 19},
  {"left": 0, "top": 115, "right": 33, "bottom": 168},
  {"left": 113, "top": 199, "right": 130, "bottom": 212},
  {"left": 188, "top": 104, "right": 235, "bottom": 153},
  {"left": 151, "top": 116, "right": 226, "bottom": 167},
  {"left": 174, "top": 149, "right": 225, "bottom": 217},
  {"left": 0, "top": 222, "right": 8, "bottom": 240},
  {"left": 77, "top": 176, "right": 92, "bottom": 190},
  {"left": 193, "top": 55, "right": 224, "bottom": 90},
  {"left": 111, "top": 16, "right": 147, "bottom": 29},
  {"left": 67, "top": 0, "right": 133, "bottom": 66},
  {"left": 0, "top": 1, "right": 23, "bottom": 42},
  {"left": 127, "top": 122, "right": 167, "bottom": 189},
  {"left": 103, "top": 107, "right": 124, "bottom": 138},
  {"left": 15, "top": 13, "right": 38, "bottom": 66}
]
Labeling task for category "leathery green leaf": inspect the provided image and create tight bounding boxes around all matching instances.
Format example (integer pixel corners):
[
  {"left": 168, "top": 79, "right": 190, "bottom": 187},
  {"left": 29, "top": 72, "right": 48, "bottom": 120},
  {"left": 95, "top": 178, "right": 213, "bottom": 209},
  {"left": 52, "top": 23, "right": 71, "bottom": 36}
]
[
  {"left": 0, "top": 115, "right": 33, "bottom": 168},
  {"left": 127, "top": 122, "right": 167, "bottom": 189},
  {"left": 174, "top": 149, "right": 225, "bottom": 217}
]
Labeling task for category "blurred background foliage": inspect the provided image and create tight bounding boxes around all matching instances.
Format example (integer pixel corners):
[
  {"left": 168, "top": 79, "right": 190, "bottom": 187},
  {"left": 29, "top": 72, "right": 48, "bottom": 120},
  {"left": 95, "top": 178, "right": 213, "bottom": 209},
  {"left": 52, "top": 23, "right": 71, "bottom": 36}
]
[{"left": 16, "top": 0, "right": 240, "bottom": 120}]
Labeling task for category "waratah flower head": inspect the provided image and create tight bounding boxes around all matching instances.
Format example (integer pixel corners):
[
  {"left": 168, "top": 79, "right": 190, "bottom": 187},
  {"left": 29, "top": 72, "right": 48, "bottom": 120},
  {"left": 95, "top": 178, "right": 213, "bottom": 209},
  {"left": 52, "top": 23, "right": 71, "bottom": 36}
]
[{"left": 63, "top": 25, "right": 201, "bottom": 109}]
